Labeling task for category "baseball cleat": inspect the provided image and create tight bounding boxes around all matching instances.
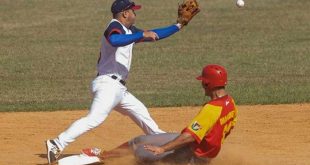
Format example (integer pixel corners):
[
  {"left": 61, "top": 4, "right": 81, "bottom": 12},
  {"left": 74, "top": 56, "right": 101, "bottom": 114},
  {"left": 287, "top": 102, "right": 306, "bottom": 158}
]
[
  {"left": 46, "top": 139, "right": 62, "bottom": 164},
  {"left": 81, "top": 147, "right": 102, "bottom": 157},
  {"left": 82, "top": 148, "right": 101, "bottom": 157}
]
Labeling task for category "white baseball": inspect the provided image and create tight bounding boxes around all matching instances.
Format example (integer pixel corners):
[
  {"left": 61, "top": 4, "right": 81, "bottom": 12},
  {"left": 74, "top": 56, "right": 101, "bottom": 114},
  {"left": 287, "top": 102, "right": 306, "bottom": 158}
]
[{"left": 236, "top": 0, "right": 245, "bottom": 7}]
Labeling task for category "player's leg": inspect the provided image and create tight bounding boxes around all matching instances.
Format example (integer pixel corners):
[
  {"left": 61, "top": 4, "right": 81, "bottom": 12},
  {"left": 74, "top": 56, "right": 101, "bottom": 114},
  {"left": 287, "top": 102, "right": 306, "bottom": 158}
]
[
  {"left": 130, "top": 133, "right": 209, "bottom": 164},
  {"left": 55, "top": 76, "right": 125, "bottom": 148},
  {"left": 99, "top": 142, "right": 131, "bottom": 159},
  {"left": 131, "top": 134, "right": 206, "bottom": 164},
  {"left": 46, "top": 76, "right": 125, "bottom": 164},
  {"left": 58, "top": 133, "right": 179, "bottom": 165},
  {"left": 89, "top": 133, "right": 180, "bottom": 161},
  {"left": 114, "top": 91, "right": 165, "bottom": 134},
  {"left": 82, "top": 142, "right": 131, "bottom": 160},
  {"left": 79, "top": 135, "right": 208, "bottom": 164},
  {"left": 58, "top": 142, "right": 131, "bottom": 165}
]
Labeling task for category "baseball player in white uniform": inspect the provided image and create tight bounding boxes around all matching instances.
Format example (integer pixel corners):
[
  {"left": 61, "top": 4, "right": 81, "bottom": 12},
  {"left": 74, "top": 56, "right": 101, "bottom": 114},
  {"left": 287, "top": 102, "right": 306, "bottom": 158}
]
[{"left": 45, "top": 0, "right": 185, "bottom": 164}]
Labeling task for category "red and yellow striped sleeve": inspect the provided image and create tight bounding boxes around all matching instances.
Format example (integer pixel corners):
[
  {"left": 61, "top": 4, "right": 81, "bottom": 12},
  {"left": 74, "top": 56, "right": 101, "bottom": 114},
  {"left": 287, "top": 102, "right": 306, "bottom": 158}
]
[{"left": 183, "top": 104, "right": 222, "bottom": 143}]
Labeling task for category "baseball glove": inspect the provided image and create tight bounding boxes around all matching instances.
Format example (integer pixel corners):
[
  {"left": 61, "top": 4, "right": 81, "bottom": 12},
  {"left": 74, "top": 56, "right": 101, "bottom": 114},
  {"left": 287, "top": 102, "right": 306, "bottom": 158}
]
[{"left": 177, "top": 0, "right": 200, "bottom": 26}]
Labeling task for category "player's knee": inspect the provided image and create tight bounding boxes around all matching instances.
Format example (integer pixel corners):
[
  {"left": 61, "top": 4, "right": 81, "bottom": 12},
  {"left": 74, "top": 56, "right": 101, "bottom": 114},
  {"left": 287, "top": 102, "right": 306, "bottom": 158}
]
[
  {"left": 136, "top": 135, "right": 147, "bottom": 141},
  {"left": 131, "top": 135, "right": 147, "bottom": 146}
]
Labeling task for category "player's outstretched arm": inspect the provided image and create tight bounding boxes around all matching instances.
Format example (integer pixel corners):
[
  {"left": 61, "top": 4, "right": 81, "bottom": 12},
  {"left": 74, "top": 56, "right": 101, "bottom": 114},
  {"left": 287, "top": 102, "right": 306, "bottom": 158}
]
[
  {"left": 109, "top": 32, "right": 144, "bottom": 47},
  {"left": 135, "top": 23, "right": 182, "bottom": 43},
  {"left": 149, "top": 23, "right": 182, "bottom": 40},
  {"left": 109, "top": 31, "right": 160, "bottom": 47}
]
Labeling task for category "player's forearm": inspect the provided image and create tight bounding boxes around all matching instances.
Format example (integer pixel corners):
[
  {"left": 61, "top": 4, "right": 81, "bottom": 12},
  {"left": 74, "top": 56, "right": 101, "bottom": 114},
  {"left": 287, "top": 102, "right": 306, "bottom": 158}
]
[
  {"left": 149, "top": 24, "right": 181, "bottom": 40},
  {"left": 109, "top": 32, "right": 144, "bottom": 47},
  {"left": 161, "top": 133, "right": 194, "bottom": 152}
]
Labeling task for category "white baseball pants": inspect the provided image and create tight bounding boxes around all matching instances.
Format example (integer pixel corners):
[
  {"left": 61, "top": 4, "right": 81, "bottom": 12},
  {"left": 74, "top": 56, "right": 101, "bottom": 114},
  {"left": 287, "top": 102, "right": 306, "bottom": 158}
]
[{"left": 55, "top": 75, "right": 165, "bottom": 150}]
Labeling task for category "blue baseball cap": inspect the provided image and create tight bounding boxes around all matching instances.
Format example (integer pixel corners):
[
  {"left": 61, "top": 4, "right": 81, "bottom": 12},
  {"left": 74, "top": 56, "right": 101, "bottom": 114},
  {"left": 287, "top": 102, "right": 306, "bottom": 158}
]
[{"left": 111, "top": 0, "right": 142, "bottom": 14}]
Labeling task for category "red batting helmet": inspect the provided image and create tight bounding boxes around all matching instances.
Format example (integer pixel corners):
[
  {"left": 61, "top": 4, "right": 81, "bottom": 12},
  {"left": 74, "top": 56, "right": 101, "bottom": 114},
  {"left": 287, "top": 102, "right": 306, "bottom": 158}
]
[{"left": 196, "top": 64, "right": 227, "bottom": 90}]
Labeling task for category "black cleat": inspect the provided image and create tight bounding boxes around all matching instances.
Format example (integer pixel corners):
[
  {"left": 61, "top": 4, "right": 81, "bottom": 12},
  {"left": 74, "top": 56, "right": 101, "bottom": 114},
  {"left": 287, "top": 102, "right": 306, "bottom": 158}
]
[{"left": 46, "top": 139, "right": 62, "bottom": 164}]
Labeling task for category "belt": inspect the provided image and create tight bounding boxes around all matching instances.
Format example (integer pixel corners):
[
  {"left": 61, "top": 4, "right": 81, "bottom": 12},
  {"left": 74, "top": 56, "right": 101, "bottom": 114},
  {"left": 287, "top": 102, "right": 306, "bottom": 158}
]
[{"left": 111, "top": 75, "right": 126, "bottom": 86}]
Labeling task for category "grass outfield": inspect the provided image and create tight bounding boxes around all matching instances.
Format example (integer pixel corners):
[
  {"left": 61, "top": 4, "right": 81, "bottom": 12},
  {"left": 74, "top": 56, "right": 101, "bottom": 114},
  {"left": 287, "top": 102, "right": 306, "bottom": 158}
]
[{"left": 1, "top": 0, "right": 309, "bottom": 111}]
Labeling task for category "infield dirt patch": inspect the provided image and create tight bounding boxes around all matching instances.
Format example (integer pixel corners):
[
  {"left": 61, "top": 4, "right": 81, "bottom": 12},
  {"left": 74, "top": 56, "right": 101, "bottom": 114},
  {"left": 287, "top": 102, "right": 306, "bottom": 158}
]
[{"left": 0, "top": 104, "right": 309, "bottom": 165}]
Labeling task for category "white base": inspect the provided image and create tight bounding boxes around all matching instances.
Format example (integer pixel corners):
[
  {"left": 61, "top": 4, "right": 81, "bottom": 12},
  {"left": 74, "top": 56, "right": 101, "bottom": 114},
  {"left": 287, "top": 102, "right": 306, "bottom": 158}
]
[{"left": 58, "top": 154, "right": 100, "bottom": 165}]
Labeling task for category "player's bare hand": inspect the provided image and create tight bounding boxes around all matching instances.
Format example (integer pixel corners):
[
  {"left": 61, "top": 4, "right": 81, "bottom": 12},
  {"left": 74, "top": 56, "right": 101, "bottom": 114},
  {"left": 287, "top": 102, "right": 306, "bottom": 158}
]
[
  {"left": 144, "top": 144, "right": 164, "bottom": 155},
  {"left": 143, "top": 31, "right": 159, "bottom": 41}
]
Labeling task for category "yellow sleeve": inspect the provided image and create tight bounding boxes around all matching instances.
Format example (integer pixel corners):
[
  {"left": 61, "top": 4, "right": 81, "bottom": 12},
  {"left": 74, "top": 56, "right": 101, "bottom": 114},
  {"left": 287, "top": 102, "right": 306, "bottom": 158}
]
[{"left": 186, "top": 104, "right": 222, "bottom": 141}]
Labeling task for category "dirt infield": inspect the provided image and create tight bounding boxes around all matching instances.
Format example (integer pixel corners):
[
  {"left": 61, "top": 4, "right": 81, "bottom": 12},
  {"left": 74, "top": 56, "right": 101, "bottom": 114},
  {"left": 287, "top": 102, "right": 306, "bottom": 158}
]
[{"left": 0, "top": 104, "right": 309, "bottom": 165}]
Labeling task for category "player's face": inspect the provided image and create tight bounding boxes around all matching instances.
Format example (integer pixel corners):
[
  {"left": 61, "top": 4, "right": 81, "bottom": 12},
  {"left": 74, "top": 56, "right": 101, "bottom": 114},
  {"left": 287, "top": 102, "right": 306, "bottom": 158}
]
[{"left": 126, "top": 9, "right": 136, "bottom": 25}]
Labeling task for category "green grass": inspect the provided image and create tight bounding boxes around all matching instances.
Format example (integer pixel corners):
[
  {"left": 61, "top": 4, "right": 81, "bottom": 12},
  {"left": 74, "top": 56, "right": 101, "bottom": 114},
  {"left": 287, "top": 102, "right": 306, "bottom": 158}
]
[{"left": 1, "top": 0, "right": 309, "bottom": 111}]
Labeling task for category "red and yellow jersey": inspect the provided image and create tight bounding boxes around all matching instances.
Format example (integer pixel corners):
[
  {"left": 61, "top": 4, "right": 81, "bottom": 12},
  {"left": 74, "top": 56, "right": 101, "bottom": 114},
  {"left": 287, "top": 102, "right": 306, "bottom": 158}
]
[{"left": 182, "top": 95, "right": 237, "bottom": 158}]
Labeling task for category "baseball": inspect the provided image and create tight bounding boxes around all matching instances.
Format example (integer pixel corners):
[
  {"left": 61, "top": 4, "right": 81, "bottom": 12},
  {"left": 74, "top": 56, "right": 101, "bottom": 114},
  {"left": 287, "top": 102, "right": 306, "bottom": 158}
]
[{"left": 236, "top": 0, "right": 245, "bottom": 8}]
